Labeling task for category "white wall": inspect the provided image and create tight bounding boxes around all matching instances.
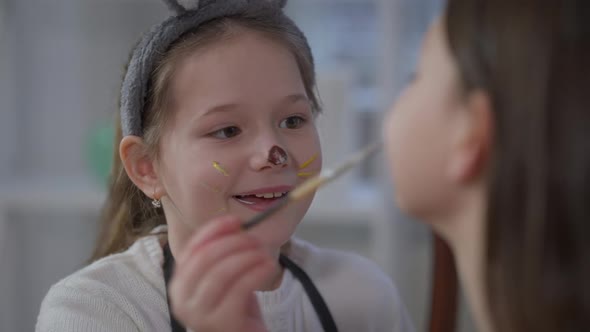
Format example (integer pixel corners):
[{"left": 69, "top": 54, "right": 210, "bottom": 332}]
[
  {"left": 0, "top": 1, "right": 167, "bottom": 330},
  {"left": 0, "top": 0, "right": 15, "bottom": 180}
]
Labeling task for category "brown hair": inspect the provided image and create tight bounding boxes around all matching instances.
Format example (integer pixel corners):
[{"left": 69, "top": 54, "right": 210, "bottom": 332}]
[
  {"left": 90, "top": 8, "right": 320, "bottom": 261},
  {"left": 445, "top": 0, "right": 590, "bottom": 331}
]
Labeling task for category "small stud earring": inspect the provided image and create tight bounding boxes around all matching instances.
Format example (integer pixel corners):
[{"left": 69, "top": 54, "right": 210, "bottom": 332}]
[
  {"left": 152, "top": 197, "right": 161, "bottom": 208},
  {"left": 151, "top": 189, "right": 161, "bottom": 208}
]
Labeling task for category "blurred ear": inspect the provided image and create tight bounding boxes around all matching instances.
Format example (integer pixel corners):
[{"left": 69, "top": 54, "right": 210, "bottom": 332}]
[
  {"left": 447, "top": 90, "right": 493, "bottom": 183},
  {"left": 120, "top": 136, "right": 165, "bottom": 199}
]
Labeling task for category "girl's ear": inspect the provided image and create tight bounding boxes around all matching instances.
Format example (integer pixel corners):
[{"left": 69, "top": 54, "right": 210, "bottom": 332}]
[
  {"left": 120, "top": 136, "right": 165, "bottom": 200},
  {"left": 447, "top": 90, "right": 493, "bottom": 183}
]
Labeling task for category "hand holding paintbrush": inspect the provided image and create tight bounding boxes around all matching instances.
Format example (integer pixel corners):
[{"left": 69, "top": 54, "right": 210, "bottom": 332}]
[{"left": 241, "top": 140, "right": 382, "bottom": 230}]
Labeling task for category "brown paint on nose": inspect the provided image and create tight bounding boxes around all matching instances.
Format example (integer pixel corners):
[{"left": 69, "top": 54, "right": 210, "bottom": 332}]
[{"left": 268, "top": 145, "right": 288, "bottom": 165}]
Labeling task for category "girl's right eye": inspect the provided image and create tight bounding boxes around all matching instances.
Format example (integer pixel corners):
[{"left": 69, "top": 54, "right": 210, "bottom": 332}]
[{"left": 209, "top": 126, "right": 242, "bottom": 139}]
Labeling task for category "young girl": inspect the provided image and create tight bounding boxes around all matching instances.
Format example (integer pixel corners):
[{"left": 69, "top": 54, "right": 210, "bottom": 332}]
[
  {"left": 167, "top": 0, "right": 590, "bottom": 332},
  {"left": 36, "top": 0, "right": 413, "bottom": 331},
  {"left": 385, "top": 0, "right": 589, "bottom": 331}
]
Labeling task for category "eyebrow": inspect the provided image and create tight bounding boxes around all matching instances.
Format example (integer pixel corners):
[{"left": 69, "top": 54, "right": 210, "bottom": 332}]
[
  {"left": 201, "top": 103, "right": 241, "bottom": 117},
  {"left": 200, "top": 93, "right": 310, "bottom": 118},
  {"left": 281, "top": 93, "right": 310, "bottom": 106}
]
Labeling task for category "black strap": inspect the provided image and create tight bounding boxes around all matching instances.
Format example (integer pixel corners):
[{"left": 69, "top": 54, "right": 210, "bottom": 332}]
[
  {"left": 162, "top": 244, "right": 187, "bottom": 332},
  {"left": 279, "top": 254, "right": 339, "bottom": 332},
  {"left": 162, "top": 245, "right": 338, "bottom": 332}
]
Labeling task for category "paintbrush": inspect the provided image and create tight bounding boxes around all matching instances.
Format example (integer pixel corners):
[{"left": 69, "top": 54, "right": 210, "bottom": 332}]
[{"left": 241, "top": 140, "right": 383, "bottom": 230}]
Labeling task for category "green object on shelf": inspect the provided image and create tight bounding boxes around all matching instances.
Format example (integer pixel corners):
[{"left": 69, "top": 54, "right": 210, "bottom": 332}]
[{"left": 86, "top": 122, "right": 115, "bottom": 187}]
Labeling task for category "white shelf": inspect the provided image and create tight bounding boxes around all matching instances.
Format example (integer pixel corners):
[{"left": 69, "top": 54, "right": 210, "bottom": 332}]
[
  {"left": 0, "top": 175, "right": 105, "bottom": 213},
  {"left": 0, "top": 176, "right": 379, "bottom": 226}
]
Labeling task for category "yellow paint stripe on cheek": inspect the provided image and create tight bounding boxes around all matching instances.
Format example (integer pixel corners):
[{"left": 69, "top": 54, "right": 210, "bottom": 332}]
[
  {"left": 212, "top": 161, "right": 229, "bottom": 176},
  {"left": 299, "top": 154, "right": 318, "bottom": 170}
]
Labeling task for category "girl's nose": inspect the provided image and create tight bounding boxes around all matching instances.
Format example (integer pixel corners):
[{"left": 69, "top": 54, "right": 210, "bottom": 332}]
[
  {"left": 268, "top": 145, "right": 288, "bottom": 166},
  {"left": 251, "top": 145, "right": 289, "bottom": 171}
]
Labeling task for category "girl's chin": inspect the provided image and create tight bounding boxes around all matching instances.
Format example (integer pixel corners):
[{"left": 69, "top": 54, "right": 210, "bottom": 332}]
[{"left": 249, "top": 225, "right": 296, "bottom": 251}]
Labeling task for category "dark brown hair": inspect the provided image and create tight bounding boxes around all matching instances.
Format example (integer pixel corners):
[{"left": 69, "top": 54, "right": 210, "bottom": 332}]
[
  {"left": 445, "top": 1, "right": 590, "bottom": 331},
  {"left": 90, "top": 8, "right": 319, "bottom": 261}
]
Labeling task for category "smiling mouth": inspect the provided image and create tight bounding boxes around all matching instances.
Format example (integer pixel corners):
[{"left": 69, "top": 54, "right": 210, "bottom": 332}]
[{"left": 233, "top": 191, "right": 288, "bottom": 205}]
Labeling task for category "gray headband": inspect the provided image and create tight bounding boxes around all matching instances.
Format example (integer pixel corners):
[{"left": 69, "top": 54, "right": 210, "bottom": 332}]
[{"left": 120, "top": 0, "right": 289, "bottom": 137}]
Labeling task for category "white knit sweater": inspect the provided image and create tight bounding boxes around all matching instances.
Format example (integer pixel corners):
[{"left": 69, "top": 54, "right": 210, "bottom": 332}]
[{"left": 36, "top": 229, "right": 414, "bottom": 332}]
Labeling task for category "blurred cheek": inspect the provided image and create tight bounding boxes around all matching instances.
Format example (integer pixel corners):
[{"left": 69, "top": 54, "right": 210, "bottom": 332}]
[
  {"left": 385, "top": 84, "right": 464, "bottom": 221},
  {"left": 383, "top": 89, "right": 433, "bottom": 214},
  {"left": 383, "top": 91, "right": 411, "bottom": 187}
]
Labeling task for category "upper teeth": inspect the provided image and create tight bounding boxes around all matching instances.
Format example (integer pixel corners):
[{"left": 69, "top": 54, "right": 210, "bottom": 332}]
[{"left": 254, "top": 192, "right": 285, "bottom": 198}]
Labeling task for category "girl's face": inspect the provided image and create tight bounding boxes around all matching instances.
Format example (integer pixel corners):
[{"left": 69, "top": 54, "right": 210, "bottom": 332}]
[
  {"left": 157, "top": 30, "right": 321, "bottom": 251},
  {"left": 383, "top": 19, "right": 466, "bottom": 222},
  {"left": 384, "top": 18, "right": 494, "bottom": 332}
]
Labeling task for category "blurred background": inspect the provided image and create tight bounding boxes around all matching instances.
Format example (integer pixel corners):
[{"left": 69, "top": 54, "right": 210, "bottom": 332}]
[{"left": 0, "top": 0, "right": 476, "bottom": 331}]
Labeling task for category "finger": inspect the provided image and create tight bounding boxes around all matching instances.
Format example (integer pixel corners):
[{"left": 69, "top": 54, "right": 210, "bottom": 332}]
[
  {"left": 188, "top": 249, "right": 274, "bottom": 310},
  {"left": 216, "top": 257, "right": 277, "bottom": 315},
  {"left": 177, "top": 214, "right": 242, "bottom": 264},
  {"left": 170, "top": 233, "right": 260, "bottom": 303},
  {"left": 170, "top": 249, "right": 271, "bottom": 322}
]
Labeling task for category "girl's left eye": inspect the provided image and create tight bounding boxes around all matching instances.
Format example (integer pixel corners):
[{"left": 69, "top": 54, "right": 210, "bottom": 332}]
[
  {"left": 279, "top": 116, "right": 307, "bottom": 129},
  {"left": 209, "top": 126, "right": 242, "bottom": 139}
]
